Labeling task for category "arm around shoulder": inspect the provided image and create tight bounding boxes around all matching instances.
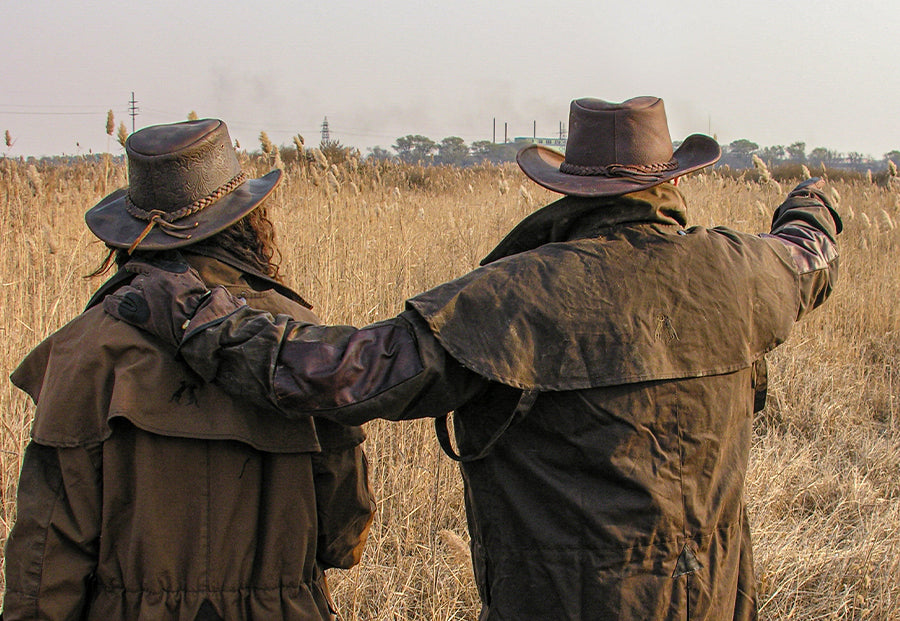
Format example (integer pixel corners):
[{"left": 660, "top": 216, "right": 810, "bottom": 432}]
[{"left": 102, "top": 258, "right": 489, "bottom": 423}]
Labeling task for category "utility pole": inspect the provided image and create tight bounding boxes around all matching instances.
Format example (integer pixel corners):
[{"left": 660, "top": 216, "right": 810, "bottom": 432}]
[
  {"left": 129, "top": 92, "right": 140, "bottom": 132},
  {"left": 320, "top": 117, "right": 330, "bottom": 143},
  {"left": 493, "top": 117, "right": 496, "bottom": 144},
  {"left": 533, "top": 121, "right": 536, "bottom": 139},
  {"left": 559, "top": 121, "right": 566, "bottom": 139},
  {"left": 504, "top": 122, "right": 508, "bottom": 143}
]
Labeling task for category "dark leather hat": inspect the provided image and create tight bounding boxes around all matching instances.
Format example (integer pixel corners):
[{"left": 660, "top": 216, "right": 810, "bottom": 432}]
[
  {"left": 517, "top": 97, "right": 721, "bottom": 197},
  {"left": 86, "top": 119, "right": 281, "bottom": 252}
]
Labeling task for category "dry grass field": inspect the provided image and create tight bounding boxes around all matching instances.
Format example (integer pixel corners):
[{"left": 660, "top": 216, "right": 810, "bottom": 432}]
[{"left": 1, "top": 153, "right": 898, "bottom": 619}]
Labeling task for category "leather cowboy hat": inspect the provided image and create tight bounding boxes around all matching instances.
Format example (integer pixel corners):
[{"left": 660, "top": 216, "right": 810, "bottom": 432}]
[
  {"left": 85, "top": 119, "right": 281, "bottom": 253},
  {"left": 517, "top": 97, "right": 721, "bottom": 197}
]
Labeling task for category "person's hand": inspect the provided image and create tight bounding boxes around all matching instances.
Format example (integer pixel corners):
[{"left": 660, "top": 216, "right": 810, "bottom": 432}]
[
  {"left": 780, "top": 176, "right": 842, "bottom": 233},
  {"left": 103, "top": 257, "right": 243, "bottom": 349},
  {"left": 788, "top": 177, "right": 827, "bottom": 202}
]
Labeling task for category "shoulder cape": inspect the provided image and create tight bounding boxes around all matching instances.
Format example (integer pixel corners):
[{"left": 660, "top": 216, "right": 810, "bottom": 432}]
[{"left": 408, "top": 223, "right": 799, "bottom": 391}]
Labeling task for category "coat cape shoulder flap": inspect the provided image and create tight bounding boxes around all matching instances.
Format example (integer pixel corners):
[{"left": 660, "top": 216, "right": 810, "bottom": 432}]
[
  {"left": 11, "top": 257, "right": 360, "bottom": 451},
  {"left": 408, "top": 223, "right": 800, "bottom": 391}
]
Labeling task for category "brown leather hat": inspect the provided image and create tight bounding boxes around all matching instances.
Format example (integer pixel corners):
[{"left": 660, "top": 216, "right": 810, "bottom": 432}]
[
  {"left": 517, "top": 97, "right": 721, "bottom": 197},
  {"left": 86, "top": 119, "right": 282, "bottom": 252}
]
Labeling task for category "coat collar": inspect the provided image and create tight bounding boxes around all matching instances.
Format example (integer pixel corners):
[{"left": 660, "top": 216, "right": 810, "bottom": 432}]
[
  {"left": 481, "top": 183, "right": 688, "bottom": 265},
  {"left": 84, "top": 247, "right": 312, "bottom": 311}
]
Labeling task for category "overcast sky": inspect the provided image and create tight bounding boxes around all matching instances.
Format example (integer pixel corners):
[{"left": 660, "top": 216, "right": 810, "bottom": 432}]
[{"left": 3, "top": 0, "right": 898, "bottom": 159}]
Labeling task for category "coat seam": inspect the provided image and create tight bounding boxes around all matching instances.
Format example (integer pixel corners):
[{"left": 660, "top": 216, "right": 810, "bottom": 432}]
[
  {"left": 204, "top": 442, "right": 211, "bottom": 592},
  {"left": 674, "top": 386, "right": 688, "bottom": 542}
]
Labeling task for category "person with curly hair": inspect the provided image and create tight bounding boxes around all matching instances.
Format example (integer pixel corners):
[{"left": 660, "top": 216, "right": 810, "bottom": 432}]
[{"left": 3, "top": 119, "right": 375, "bottom": 621}]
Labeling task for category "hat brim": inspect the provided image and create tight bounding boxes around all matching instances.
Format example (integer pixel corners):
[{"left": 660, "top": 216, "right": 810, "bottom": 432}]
[
  {"left": 85, "top": 169, "right": 283, "bottom": 250},
  {"left": 516, "top": 134, "right": 721, "bottom": 197}
]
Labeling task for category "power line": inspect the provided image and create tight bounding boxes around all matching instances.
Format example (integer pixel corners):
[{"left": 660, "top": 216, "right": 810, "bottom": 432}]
[
  {"left": 1, "top": 102, "right": 494, "bottom": 148},
  {"left": 0, "top": 110, "right": 108, "bottom": 116},
  {"left": 0, "top": 104, "right": 119, "bottom": 109}
]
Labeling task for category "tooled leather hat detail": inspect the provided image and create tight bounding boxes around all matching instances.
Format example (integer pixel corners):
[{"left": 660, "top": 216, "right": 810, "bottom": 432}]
[
  {"left": 85, "top": 119, "right": 282, "bottom": 252},
  {"left": 517, "top": 97, "right": 721, "bottom": 197}
]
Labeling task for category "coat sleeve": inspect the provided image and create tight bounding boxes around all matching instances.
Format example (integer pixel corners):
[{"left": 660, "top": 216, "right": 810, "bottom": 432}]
[
  {"left": 761, "top": 187, "right": 841, "bottom": 320},
  {"left": 3, "top": 442, "right": 102, "bottom": 621},
  {"left": 179, "top": 308, "right": 489, "bottom": 425},
  {"left": 310, "top": 419, "right": 376, "bottom": 570}
]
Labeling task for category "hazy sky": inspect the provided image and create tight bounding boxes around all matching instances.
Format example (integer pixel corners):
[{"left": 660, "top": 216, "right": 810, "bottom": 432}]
[{"left": 3, "top": 0, "right": 898, "bottom": 159}]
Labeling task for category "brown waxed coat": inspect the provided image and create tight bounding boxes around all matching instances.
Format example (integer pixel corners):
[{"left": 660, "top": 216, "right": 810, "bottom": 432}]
[
  {"left": 409, "top": 186, "right": 838, "bottom": 620},
  {"left": 3, "top": 253, "right": 375, "bottom": 621},
  {"left": 122, "top": 185, "right": 840, "bottom": 620}
]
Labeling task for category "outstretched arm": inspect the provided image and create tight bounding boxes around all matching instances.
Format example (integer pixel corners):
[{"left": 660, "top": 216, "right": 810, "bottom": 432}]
[
  {"left": 761, "top": 177, "right": 841, "bottom": 319},
  {"left": 103, "top": 267, "right": 486, "bottom": 424}
]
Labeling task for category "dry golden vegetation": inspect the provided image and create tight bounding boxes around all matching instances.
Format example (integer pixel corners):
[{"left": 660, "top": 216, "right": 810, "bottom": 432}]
[{"left": 1, "top": 153, "right": 898, "bottom": 619}]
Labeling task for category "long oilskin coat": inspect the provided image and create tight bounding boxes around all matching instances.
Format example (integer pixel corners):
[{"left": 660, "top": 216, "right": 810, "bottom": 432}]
[
  {"left": 407, "top": 185, "right": 835, "bottom": 619},
  {"left": 3, "top": 253, "right": 375, "bottom": 621},
  {"left": 147, "top": 184, "right": 840, "bottom": 620}
]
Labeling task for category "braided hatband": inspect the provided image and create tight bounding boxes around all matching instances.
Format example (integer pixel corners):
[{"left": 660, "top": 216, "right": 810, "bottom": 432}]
[
  {"left": 124, "top": 171, "right": 247, "bottom": 253},
  {"left": 125, "top": 171, "right": 247, "bottom": 224},
  {"left": 559, "top": 159, "right": 678, "bottom": 183}
]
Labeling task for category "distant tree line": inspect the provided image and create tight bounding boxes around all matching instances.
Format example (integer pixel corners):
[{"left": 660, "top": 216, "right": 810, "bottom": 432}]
[
  {"left": 364, "top": 133, "right": 900, "bottom": 172},
  {"left": 365, "top": 135, "right": 522, "bottom": 166},
  {"left": 8, "top": 116, "right": 900, "bottom": 176},
  {"left": 701, "top": 139, "right": 900, "bottom": 174}
]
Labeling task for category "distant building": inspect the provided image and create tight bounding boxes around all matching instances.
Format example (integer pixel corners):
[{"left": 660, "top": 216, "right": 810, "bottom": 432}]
[{"left": 512, "top": 136, "right": 567, "bottom": 152}]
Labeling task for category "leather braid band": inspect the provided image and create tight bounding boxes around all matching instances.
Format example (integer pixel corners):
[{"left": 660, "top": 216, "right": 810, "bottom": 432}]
[
  {"left": 125, "top": 171, "right": 247, "bottom": 254},
  {"left": 559, "top": 159, "right": 678, "bottom": 183}
]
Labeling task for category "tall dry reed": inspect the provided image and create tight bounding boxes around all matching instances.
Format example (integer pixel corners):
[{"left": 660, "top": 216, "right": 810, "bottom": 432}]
[{"left": 1, "top": 157, "right": 898, "bottom": 619}]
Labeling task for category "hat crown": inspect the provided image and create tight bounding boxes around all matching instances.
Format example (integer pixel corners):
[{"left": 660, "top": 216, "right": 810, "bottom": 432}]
[
  {"left": 126, "top": 119, "right": 242, "bottom": 213},
  {"left": 565, "top": 97, "right": 674, "bottom": 169},
  {"left": 516, "top": 95, "right": 721, "bottom": 197}
]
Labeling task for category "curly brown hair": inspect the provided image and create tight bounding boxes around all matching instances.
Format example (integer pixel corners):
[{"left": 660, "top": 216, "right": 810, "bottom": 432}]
[{"left": 87, "top": 205, "right": 282, "bottom": 280}]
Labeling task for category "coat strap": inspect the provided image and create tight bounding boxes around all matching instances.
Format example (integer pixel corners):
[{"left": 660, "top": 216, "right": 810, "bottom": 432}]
[{"left": 435, "top": 390, "right": 539, "bottom": 462}]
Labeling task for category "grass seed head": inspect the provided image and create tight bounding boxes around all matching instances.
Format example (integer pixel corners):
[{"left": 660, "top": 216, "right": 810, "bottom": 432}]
[
  {"left": 752, "top": 154, "right": 770, "bottom": 176},
  {"left": 273, "top": 147, "right": 284, "bottom": 170},
  {"left": 518, "top": 185, "right": 532, "bottom": 204},
  {"left": 43, "top": 224, "right": 58, "bottom": 254},
  {"left": 312, "top": 148, "right": 328, "bottom": 169},
  {"left": 259, "top": 131, "right": 274, "bottom": 156},
  {"left": 116, "top": 123, "right": 128, "bottom": 148},
  {"left": 830, "top": 187, "right": 841, "bottom": 206},
  {"left": 326, "top": 171, "right": 341, "bottom": 193},
  {"left": 438, "top": 529, "right": 472, "bottom": 570}
]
